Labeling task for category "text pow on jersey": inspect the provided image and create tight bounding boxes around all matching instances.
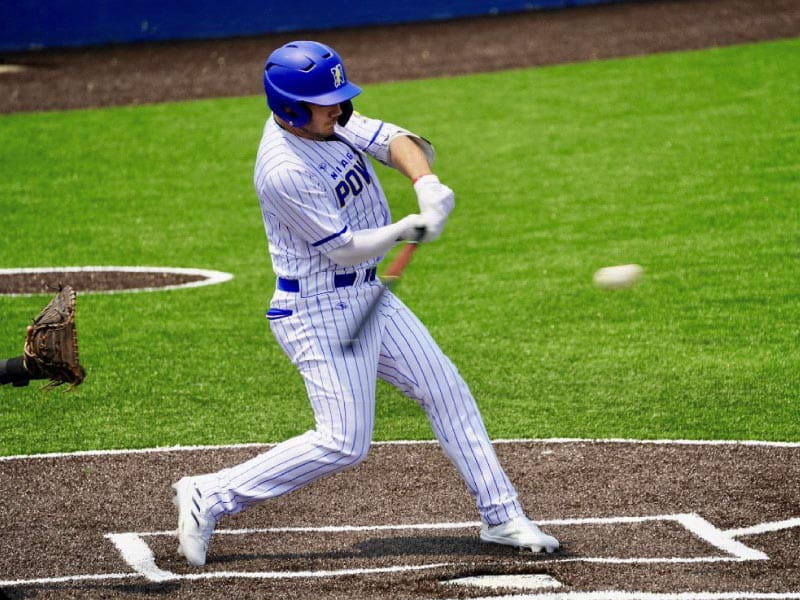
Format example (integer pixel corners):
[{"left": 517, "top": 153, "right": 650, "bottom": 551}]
[{"left": 328, "top": 153, "right": 372, "bottom": 207}]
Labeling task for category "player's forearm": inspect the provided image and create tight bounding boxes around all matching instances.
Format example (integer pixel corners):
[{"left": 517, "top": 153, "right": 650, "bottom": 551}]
[
  {"left": 326, "top": 216, "right": 424, "bottom": 266},
  {"left": 388, "top": 135, "right": 433, "bottom": 182}
]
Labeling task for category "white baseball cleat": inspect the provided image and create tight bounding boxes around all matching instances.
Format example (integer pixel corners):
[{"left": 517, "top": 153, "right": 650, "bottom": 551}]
[
  {"left": 480, "top": 515, "right": 560, "bottom": 553},
  {"left": 172, "top": 476, "right": 216, "bottom": 567}
]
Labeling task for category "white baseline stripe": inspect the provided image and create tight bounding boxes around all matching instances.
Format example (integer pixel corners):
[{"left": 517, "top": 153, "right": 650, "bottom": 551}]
[
  {"left": 137, "top": 520, "right": 481, "bottom": 537},
  {"left": 123, "top": 512, "right": 765, "bottom": 562},
  {"left": 0, "top": 442, "right": 274, "bottom": 462},
  {"left": 0, "top": 563, "right": 456, "bottom": 587},
  {"left": 171, "top": 562, "right": 454, "bottom": 582},
  {"left": 112, "top": 513, "right": 770, "bottom": 570},
  {"left": 105, "top": 533, "right": 175, "bottom": 582},
  {"left": 2, "top": 437, "right": 799, "bottom": 462},
  {"left": 10, "top": 515, "right": 791, "bottom": 588},
  {"left": 676, "top": 514, "right": 768, "bottom": 560},
  {"left": 726, "top": 518, "right": 800, "bottom": 538},
  {"left": 495, "top": 438, "right": 800, "bottom": 449},
  {"left": 454, "top": 593, "right": 800, "bottom": 600},
  {"left": 0, "top": 573, "right": 137, "bottom": 587},
  {"left": 532, "top": 557, "right": 749, "bottom": 566},
  {"left": 132, "top": 513, "right": 714, "bottom": 537},
  {"left": 185, "top": 514, "right": 787, "bottom": 542}
]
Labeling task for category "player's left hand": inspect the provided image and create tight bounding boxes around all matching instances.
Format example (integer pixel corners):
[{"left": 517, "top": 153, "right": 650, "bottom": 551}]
[{"left": 414, "top": 174, "right": 455, "bottom": 218}]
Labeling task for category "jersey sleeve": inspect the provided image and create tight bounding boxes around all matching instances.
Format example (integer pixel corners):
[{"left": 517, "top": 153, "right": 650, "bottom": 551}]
[
  {"left": 258, "top": 166, "right": 352, "bottom": 254},
  {"left": 338, "top": 113, "right": 436, "bottom": 168}
]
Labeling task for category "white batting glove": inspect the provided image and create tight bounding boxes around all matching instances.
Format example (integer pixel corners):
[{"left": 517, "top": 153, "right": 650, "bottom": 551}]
[
  {"left": 395, "top": 213, "right": 446, "bottom": 243},
  {"left": 395, "top": 214, "right": 428, "bottom": 242},
  {"left": 419, "top": 211, "right": 447, "bottom": 242},
  {"left": 413, "top": 174, "right": 455, "bottom": 218}
]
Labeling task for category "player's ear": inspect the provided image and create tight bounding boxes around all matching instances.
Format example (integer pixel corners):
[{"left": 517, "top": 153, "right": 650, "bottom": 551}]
[{"left": 338, "top": 100, "right": 354, "bottom": 126}]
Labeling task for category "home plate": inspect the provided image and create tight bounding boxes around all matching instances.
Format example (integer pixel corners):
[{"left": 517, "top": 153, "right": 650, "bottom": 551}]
[{"left": 443, "top": 573, "right": 562, "bottom": 590}]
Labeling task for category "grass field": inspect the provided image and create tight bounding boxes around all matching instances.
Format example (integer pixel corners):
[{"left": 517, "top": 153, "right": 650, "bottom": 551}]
[{"left": 1, "top": 38, "right": 798, "bottom": 456}]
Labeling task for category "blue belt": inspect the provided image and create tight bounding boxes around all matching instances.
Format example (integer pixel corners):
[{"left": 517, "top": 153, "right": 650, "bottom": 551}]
[{"left": 277, "top": 267, "right": 377, "bottom": 293}]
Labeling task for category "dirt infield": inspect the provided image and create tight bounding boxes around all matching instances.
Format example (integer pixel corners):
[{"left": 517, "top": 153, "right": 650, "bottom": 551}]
[{"left": 1, "top": 441, "right": 799, "bottom": 599}]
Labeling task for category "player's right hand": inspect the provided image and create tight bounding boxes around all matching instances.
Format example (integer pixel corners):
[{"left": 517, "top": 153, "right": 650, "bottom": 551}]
[{"left": 414, "top": 174, "right": 455, "bottom": 218}]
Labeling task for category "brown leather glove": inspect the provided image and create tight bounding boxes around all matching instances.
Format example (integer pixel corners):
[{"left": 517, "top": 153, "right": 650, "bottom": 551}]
[{"left": 24, "top": 285, "right": 86, "bottom": 389}]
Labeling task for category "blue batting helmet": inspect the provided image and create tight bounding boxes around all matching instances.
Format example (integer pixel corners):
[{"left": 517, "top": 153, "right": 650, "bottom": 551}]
[{"left": 263, "top": 41, "right": 362, "bottom": 127}]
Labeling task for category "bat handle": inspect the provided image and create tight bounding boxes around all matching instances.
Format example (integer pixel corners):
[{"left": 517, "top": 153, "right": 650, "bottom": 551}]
[{"left": 344, "top": 226, "right": 426, "bottom": 350}]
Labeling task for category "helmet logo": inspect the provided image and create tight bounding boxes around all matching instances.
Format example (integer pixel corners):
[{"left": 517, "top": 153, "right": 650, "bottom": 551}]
[{"left": 331, "top": 64, "right": 345, "bottom": 88}]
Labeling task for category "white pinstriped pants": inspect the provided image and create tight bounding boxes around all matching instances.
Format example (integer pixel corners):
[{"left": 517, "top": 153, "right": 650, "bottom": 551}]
[{"left": 199, "top": 279, "right": 523, "bottom": 526}]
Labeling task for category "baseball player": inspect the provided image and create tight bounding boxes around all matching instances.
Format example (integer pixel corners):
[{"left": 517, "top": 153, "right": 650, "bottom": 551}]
[{"left": 173, "top": 41, "right": 559, "bottom": 567}]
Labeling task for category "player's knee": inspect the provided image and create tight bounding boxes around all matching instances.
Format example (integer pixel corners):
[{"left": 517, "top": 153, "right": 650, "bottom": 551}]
[
  {"left": 318, "top": 434, "right": 370, "bottom": 469},
  {"left": 334, "top": 443, "right": 369, "bottom": 468}
]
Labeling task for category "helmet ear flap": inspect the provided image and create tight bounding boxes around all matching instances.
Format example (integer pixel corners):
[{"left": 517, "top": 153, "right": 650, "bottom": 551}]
[
  {"left": 337, "top": 100, "right": 354, "bottom": 126},
  {"left": 283, "top": 102, "right": 312, "bottom": 127}
]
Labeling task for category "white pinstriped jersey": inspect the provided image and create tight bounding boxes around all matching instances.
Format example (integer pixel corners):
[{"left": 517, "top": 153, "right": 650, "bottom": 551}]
[{"left": 254, "top": 113, "right": 420, "bottom": 279}]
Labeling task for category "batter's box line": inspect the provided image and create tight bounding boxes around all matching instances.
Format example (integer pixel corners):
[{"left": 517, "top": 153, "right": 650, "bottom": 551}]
[
  {"left": 106, "top": 531, "right": 459, "bottom": 585},
  {"left": 101, "top": 512, "right": 778, "bottom": 584},
  {"left": 452, "top": 592, "right": 800, "bottom": 600},
  {"left": 539, "top": 513, "right": 768, "bottom": 564},
  {"left": 3, "top": 513, "right": 793, "bottom": 588}
]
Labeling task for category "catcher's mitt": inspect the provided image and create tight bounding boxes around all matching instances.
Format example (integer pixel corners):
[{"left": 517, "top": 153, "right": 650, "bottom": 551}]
[{"left": 24, "top": 285, "right": 86, "bottom": 389}]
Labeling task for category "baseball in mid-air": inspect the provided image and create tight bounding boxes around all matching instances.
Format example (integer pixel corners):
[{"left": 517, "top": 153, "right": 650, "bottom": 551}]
[{"left": 593, "top": 264, "right": 644, "bottom": 290}]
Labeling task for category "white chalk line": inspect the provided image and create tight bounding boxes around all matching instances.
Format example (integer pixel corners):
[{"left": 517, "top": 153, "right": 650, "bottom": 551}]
[
  {"left": 97, "top": 512, "right": 780, "bottom": 586},
  {"left": 104, "top": 523, "right": 456, "bottom": 583},
  {"left": 2, "top": 437, "right": 799, "bottom": 462},
  {"left": 0, "top": 442, "right": 272, "bottom": 462},
  {"left": 0, "top": 573, "right": 138, "bottom": 587},
  {"left": 124, "top": 511, "right": 788, "bottom": 559},
  {"left": 454, "top": 592, "right": 800, "bottom": 600},
  {"left": 0, "top": 560, "right": 456, "bottom": 587},
  {"left": 0, "top": 265, "right": 234, "bottom": 297},
  {"left": 3, "top": 512, "right": 797, "bottom": 589},
  {"left": 676, "top": 514, "right": 767, "bottom": 560},
  {"left": 0, "top": 565, "right": 456, "bottom": 588},
  {"left": 725, "top": 518, "right": 800, "bottom": 538},
  {"left": 134, "top": 519, "right": 482, "bottom": 537},
  {"left": 167, "top": 562, "right": 456, "bottom": 581},
  {"left": 106, "top": 532, "right": 174, "bottom": 583}
]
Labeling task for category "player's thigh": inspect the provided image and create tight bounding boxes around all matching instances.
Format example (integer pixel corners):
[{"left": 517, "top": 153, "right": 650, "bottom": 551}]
[
  {"left": 377, "top": 293, "right": 471, "bottom": 404},
  {"left": 269, "top": 291, "right": 380, "bottom": 428}
]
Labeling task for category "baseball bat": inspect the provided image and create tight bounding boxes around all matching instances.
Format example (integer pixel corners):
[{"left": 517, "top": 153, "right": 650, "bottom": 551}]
[{"left": 344, "top": 226, "right": 425, "bottom": 349}]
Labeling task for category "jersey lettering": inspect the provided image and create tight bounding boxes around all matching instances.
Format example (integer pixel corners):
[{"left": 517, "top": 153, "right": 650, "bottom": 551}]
[
  {"left": 335, "top": 181, "right": 350, "bottom": 206},
  {"left": 333, "top": 155, "right": 372, "bottom": 207},
  {"left": 353, "top": 155, "right": 371, "bottom": 185},
  {"left": 345, "top": 171, "right": 363, "bottom": 196}
]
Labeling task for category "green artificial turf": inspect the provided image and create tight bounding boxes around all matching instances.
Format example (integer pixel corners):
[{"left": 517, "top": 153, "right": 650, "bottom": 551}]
[{"left": 1, "top": 38, "right": 798, "bottom": 455}]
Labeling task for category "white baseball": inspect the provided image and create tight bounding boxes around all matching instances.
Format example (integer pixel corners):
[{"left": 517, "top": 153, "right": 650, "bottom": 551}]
[{"left": 593, "top": 264, "right": 643, "bottom": 290}]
